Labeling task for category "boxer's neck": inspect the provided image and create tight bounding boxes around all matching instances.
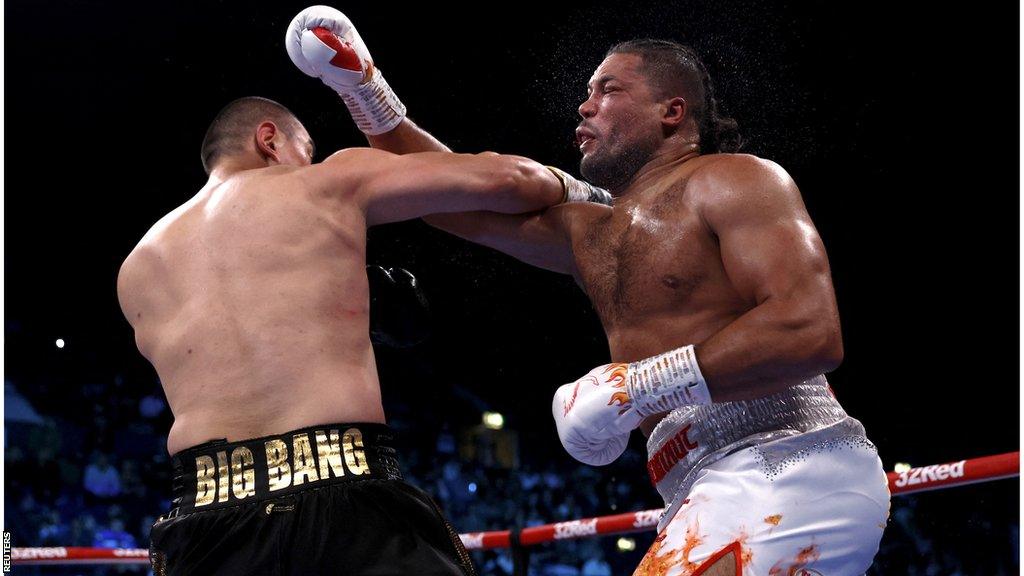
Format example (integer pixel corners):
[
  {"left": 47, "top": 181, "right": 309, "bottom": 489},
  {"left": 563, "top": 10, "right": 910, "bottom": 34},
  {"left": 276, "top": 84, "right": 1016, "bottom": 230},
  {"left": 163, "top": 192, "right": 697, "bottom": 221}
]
[
  {"left": 208, "top": 155, "right": 276, "bottom": 181},
  {"left": 613, "top": 142, "right": 701, "bottom": 200}
]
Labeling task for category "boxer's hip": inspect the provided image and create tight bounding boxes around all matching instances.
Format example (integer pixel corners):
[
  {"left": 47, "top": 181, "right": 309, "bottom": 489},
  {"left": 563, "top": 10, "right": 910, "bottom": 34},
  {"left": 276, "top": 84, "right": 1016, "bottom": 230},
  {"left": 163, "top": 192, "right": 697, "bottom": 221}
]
[
  {"left": 166, "top": 422, "right": 401, "bottom": 512},
  {"left": 150, "top": 423, "right": 475, "bottom": 576},
  {"left": 639, "top": 434, "right": 889, "bottom": 575},
  {"left": 646, "top": 377, "right": 876, "bottom": 528}
]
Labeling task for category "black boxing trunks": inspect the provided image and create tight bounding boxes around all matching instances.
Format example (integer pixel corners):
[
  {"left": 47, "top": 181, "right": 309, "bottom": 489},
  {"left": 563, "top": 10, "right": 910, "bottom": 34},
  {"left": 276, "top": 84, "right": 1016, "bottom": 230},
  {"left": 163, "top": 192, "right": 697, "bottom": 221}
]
[{"left": 149, "top": 423, "right": 475, "bottom": 576}]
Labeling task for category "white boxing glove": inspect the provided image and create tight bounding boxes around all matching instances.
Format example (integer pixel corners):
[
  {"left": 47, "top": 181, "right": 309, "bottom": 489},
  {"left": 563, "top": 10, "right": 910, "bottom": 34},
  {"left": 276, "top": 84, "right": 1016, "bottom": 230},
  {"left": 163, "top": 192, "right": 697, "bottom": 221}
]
[
  {"left": 551, "top": 345, "right": 712, "bottom": 466},
  {"left": 552, "top": 364, "right": 636, "bottom": 466},
  {"left": 285, "top": 6, "right": 406, "bottom": 135}
]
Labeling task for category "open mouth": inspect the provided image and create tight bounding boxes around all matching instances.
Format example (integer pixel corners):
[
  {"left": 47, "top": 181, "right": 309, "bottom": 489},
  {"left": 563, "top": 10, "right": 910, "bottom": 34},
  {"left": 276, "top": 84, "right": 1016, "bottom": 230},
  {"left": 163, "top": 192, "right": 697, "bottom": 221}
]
[{"left": 576, "top": 127, "right": 597, "bottom": 152}]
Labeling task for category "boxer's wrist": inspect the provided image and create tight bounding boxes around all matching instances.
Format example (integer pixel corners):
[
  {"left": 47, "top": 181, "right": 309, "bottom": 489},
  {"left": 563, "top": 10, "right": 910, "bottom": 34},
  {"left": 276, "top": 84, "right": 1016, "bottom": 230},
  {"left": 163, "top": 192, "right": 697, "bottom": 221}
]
[
  {"left": 337, "top": 69, "right": 407, "bottom": 135},
  {"left": 626, "top": 344, "right": 712, "bottom": 417},
  {"left": 546, "top": 166, "right": 612, "bottom": 206}
]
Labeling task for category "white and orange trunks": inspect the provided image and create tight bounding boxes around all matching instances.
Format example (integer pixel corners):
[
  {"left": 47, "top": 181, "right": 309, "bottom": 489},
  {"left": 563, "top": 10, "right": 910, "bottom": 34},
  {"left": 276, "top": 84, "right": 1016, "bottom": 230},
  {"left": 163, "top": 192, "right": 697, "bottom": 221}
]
[{"left": 636, "top": 378, "right": 890, "bottom": 576}]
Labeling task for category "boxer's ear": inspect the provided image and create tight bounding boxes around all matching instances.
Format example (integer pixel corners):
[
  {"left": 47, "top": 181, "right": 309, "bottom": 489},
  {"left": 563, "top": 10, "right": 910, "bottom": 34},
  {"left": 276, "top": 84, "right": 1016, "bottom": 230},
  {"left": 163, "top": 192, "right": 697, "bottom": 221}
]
[
  {"left": 662, "top": 97, "right": 687, "bottom": 129},
  {"left": 255, "top": 121, "right": 281, "bottom": 163}
]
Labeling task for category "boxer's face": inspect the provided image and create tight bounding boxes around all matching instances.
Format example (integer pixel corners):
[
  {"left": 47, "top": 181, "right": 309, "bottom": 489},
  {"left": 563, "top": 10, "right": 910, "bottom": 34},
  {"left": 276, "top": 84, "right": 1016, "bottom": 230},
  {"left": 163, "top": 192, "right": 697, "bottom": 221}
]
[{"left": 577, "top": 53, "right": 663, "bottom": 190}]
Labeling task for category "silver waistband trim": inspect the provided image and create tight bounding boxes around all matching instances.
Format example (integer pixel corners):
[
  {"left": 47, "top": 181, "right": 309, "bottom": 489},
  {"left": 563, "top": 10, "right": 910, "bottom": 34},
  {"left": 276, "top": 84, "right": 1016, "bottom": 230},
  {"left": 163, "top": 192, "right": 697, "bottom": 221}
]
[{"left": 646, "top": 376, "right": 866, "bottom": 507}]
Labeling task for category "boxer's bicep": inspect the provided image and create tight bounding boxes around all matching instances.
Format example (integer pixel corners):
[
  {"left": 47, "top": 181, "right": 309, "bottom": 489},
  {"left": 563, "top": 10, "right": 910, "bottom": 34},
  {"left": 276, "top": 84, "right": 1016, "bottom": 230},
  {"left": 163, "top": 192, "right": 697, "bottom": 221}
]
[
  {"left": 332, "top": 151, "right": 561, "bottom": 225},
  {"left": 702, "top": 159, "right": 836, "bottom": 313},
  {"left": 715, "top": 204, "right": 831, "bottom": 307},
  {"left": 693, "top": 158, "right": 843, "bottom": 390}
]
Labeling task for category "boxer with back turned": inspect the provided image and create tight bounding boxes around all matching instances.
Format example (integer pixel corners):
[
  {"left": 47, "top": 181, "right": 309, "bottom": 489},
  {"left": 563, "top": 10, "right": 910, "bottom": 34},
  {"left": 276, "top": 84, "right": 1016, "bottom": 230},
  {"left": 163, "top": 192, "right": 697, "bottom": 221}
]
[{"left": 118, "top": 89, "right": 605, "bottom": 574}]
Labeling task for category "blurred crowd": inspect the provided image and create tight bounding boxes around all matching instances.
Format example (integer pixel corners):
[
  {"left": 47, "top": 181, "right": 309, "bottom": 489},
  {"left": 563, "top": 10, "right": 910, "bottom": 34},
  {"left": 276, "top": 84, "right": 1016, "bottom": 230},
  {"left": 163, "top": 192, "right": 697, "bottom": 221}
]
[{"left": 5, "top": 374, "right": 1018, "bottom": 575}]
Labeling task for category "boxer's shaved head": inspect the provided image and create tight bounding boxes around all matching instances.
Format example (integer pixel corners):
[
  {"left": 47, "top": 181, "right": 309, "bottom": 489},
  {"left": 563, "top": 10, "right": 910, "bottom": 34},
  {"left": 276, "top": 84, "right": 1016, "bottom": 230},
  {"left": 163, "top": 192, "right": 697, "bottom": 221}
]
[{"left": 201, "top": 97, "right": 305, "bottom": 174}]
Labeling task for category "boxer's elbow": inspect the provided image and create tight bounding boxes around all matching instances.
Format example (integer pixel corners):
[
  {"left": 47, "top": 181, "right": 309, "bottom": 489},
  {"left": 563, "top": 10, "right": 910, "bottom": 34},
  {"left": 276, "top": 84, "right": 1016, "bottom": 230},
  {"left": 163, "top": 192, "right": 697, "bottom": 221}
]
[
  {"left": 810, "top": 321, "right": 844, "bottom": 374},
  {"left": 791, "top": 304, "right": 844, "bottom": 374}
]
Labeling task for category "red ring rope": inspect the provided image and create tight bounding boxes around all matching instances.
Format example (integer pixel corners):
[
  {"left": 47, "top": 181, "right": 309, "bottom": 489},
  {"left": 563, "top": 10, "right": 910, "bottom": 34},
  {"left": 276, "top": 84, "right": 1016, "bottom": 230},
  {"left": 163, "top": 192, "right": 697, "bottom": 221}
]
[{"left": 11, "top": 451, "right": 1018, "bottom": 564}]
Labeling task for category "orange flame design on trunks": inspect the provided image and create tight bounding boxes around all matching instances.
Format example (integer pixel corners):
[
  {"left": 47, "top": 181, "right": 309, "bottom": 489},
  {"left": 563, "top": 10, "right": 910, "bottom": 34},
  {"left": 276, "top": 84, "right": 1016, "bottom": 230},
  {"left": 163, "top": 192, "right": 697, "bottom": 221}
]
[
  {"left": 601, "top": 363, "right": 631, "bottom": 415},
  {"left": 768, "top": 543, "right": 821, "bottom": 576},
  {"left": 633, "top": 518, "right": 705, "bottom": 576},
  {"left": 732, "top": 527, "right": 755, "bottom": 568},
  {"left": 634, "top": 533, "right": 688, "bottom": 576}
]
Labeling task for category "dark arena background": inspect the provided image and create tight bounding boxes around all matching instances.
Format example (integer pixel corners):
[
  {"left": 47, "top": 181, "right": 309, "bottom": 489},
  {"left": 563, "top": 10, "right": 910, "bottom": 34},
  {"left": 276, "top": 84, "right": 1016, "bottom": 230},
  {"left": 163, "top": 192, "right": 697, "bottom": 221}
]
[{"left": 4, "top": 1, "right": 1019, "bottom": 574}]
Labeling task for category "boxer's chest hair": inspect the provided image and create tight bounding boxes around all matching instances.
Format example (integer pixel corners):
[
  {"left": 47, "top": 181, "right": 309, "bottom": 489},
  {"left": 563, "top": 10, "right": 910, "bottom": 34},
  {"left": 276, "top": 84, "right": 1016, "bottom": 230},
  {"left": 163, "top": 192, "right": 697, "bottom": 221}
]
[{"left": 577, "top": 182, "right": 711, "bottom": 324}]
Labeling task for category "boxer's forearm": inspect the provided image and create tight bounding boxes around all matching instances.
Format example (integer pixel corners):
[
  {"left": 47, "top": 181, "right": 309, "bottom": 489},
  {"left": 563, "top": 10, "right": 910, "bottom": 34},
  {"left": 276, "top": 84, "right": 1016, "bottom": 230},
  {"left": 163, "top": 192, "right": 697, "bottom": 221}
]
[
  {"left": 367, "top": 118, "right": 451, "bottom": 154},
  {"left": 695, "top": 296, "right": 843, "bottom": 401},
  {"left": 424, "top": 211, "right": 539, "bottom": 253},
  {"left": 423, "top": 212, "right": 488, "bottom": 239},
  {"left": 424, "top": 210, "right": 577, "bottom": 275}
]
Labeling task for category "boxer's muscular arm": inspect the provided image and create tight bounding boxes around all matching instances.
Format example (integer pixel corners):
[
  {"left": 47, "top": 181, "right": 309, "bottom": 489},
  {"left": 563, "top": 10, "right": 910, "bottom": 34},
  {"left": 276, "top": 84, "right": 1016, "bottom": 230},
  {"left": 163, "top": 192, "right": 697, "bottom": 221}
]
[
  {"left": 313, "top": 148, "right": 564, "bottom": 226},
  {"left": 693, "top": 156, "right": 843, "bottom": 401},
  {"left": 550, "top": 157, "right": 840, "bottom": 459},
  {"left": 361, "top": 120, "right": 584, "bottom": 275},
  {"left": 286, "top": 8, "right": 582, "bottom": 270},
  {"left": 294, "top": 13, "right": 596, "bottom": 274},
  {"left": 361, "top": 120, "right": 576, "bottom": 270}
]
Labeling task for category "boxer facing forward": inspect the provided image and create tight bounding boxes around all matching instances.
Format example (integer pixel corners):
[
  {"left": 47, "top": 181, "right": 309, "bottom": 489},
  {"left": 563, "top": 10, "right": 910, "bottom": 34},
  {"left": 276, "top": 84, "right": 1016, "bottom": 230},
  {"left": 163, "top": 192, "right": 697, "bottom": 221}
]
[
  {"left": 286, "top": 8, "right": 890, "bottom": 575},
  {"left": 117, "top": 93, "right": 604, "bottom": 576}
]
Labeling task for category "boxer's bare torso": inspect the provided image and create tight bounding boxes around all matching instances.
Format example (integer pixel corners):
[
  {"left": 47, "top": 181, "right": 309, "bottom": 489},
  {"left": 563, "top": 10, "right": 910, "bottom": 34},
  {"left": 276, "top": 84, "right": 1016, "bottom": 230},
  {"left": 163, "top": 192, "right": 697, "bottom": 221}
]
[
  {"left": 118, "top": 165, "right": 382, "bottom": 455},
  {"left": 564, "top": 153, "right": 835, "bottom": 435},
  {"left": 118, "top": 145, "right": 566, "bottom": 455},
  {"left": 428, "top": 150, "right": 838, "bottom": 437},
  {"left": 572, "top": 156, "right": 745, "bottom": 362}
]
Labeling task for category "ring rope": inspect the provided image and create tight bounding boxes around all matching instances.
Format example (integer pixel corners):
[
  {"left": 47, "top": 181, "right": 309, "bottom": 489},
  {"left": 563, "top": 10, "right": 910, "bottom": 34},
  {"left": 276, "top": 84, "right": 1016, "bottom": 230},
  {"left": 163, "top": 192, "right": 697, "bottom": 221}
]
[{"left": 11, "top": 451, "right": 1018, "bottom": 564}]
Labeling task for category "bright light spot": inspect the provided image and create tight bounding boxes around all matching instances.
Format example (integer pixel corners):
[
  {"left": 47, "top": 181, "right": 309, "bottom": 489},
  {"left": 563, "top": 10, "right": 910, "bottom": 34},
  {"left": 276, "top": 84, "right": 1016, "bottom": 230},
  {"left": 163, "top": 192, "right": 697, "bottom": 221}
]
[
  {"left": 894, "top": 462, "right": 911, "bottom": 473},
  {"left": 55, "top": 339, "right": 65, "bottom": 349},
  {"left": 616, "top": 537, "right": 636, "bottom": 552},
  {"left": 482, "top": 411, "right": 504, "bottom": 430},
  {"left": 468, "top": 482, "right": 477, "bottom": 494}
]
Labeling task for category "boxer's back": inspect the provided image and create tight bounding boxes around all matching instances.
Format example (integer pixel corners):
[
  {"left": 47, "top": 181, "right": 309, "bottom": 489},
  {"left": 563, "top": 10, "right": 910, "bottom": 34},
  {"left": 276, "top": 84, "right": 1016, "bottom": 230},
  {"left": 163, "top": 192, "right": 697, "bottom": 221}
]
[{"left": 118, "top": 165, "right": 384, "bottom": 455}]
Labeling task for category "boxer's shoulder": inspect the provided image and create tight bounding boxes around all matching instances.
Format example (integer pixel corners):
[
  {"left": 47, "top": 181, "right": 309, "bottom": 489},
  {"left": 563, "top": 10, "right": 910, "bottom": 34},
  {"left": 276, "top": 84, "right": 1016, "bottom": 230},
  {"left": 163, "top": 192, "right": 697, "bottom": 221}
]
[
  {"left": 684, "top": 153, "right": 804, "bottom": 222},
  {"left": 118, "top": 216, "right": 174, "bottom": 324},
  {"left": 277, "top": 147, "right": 385, "bottom": 204},
  {"left": 319, "top": 146, "right": 387, "bottom": 166},
  {"left": 303, "top": 147, "right": 394, "bottom": 185},
  {"left": 687, "top": 154, "right": 793, "bottom": 194}
]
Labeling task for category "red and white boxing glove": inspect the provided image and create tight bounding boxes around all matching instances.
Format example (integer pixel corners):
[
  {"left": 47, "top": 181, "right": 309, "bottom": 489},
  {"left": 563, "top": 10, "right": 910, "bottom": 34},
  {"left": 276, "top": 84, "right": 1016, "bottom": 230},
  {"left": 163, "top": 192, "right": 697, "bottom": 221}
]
[
  {"left": 551, "top": 345, "right": 711, "bottom": 466},
  {"left": 285, "top": 6, "right": 406, "bottom": 135}
]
